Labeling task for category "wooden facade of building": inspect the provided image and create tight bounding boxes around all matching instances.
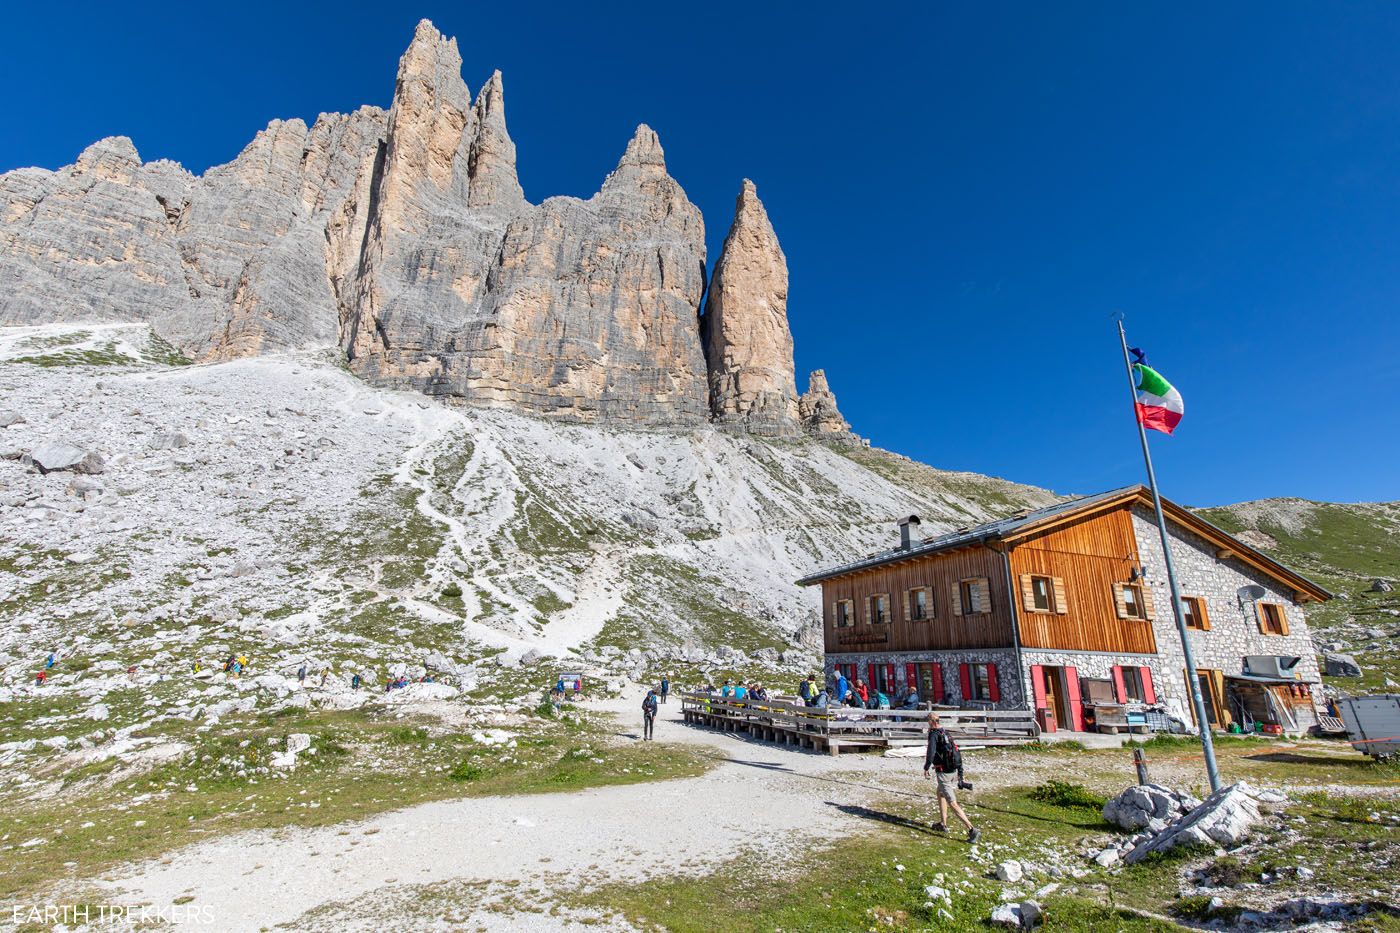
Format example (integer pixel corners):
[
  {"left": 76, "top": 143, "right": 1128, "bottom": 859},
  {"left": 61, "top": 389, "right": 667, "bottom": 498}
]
[
  {"left": 819, "top": 543, "right": 1014, "bottom": 653},
  {"left": 1008, "top": 507, "right": 1158, "bottom": 655}
]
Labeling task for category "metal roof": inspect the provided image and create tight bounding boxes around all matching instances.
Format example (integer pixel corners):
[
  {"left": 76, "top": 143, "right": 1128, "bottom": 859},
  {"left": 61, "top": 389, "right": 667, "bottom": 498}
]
[
  {"left": 795, "top": 486, "right": 1144, "bottom": 585},
  {"left": 795, "top": 484, "right": 1330, "bottom": 602}
]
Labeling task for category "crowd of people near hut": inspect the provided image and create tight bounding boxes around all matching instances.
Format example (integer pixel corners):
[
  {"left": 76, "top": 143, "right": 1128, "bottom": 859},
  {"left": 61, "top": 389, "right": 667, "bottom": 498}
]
[
  {"left": 795, "top": 671, "right": 923, "bottom": 711},
  {"left": 681, "top": 672, "right": 925, "bottom": 712}
]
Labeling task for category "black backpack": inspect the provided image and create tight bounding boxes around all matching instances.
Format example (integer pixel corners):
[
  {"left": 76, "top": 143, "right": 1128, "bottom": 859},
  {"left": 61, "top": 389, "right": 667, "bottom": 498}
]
[{"left": 934, "top": 729, "right": 962, "bottom": 773}]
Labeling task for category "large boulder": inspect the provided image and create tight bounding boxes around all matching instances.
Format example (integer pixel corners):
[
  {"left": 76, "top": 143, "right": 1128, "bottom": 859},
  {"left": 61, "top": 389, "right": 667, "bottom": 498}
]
[
  {"left": 30, "top": 442, "right": 105, "bottom": 475},
  {"left": 1324, "top": 653, "right": 1363, "bottom": 677},
  {"left": 150, "top": 430, "right": 191, "bottom": 450},
  {"left": 1102, "top": 783, "right": 1200, "bottom": 832},
  {"left": 1371, "top": 579, "right": 1393, "bottom": 593},
  {"left": 1125, "top": 782, "right": 1262, "bottom": 864}
]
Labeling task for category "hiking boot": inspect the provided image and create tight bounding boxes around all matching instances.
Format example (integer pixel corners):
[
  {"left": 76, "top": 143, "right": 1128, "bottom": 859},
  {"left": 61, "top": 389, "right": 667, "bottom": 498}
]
[
  {"left": 931, "top": 821, "right": 947, "bottom": 833},
  {"left": 967, "top": 827, "right": 981, "bottom": 844}
]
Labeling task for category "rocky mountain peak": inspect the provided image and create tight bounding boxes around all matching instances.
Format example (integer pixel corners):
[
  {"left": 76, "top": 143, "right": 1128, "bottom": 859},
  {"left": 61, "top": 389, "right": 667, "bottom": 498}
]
[
  {"left": 704, "top": 179, "right": 800, "bottom": 437},
  {"left": 467, "top": 70, "right": 525, "bottom": 213},
  {"left": 76, "top": 137, "right": 141, "bottom": 183},
  {"left": 0, "top": 19, "right": 859, "bottom": 442},
  {"left": 799, "top": 369, "right": 856, "bottom": 442},
  {"left": 398, "top": 19, "right": 470, "bottom": 112},
  {"left": 600, "top": 124, "right": 672, "bottom": 194}
]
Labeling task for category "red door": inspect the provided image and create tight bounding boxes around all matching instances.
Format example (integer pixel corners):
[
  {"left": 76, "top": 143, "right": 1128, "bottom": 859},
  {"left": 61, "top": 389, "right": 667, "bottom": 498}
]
[
  {"left": 1064, "top": 666, "right": 1085, "bottom": 731},
  {"left": 1139, "top": 667, "right": 1157, "bottom": 703}
]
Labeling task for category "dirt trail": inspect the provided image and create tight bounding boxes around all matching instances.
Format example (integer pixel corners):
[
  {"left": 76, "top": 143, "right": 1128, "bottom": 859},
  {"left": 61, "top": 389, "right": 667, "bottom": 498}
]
[{"left": 97, "top": 691, "right": 921, "bottom": 930}]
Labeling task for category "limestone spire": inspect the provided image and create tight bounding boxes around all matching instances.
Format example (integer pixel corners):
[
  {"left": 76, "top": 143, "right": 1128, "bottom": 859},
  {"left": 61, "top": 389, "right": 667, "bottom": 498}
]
[
  {"left": 600, "top": 124, "right": 669, "bottom": 192},
  {"left": 467, "top": 70, "right": 525, "bottom": 212},
  {"left": 799, "top": 369, "right": 855, "bottom": 441},
  {"left": 703, "top": 179, "right": 800, "bottom": 437},
  {"left": 382, "top": 19, "right": 471, "bottom": 197}
]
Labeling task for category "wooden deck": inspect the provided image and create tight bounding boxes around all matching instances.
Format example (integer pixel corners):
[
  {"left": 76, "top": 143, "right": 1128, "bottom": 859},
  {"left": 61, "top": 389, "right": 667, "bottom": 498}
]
[{"left": 680, "top": 692, "right": 1039, "bottom": 756}]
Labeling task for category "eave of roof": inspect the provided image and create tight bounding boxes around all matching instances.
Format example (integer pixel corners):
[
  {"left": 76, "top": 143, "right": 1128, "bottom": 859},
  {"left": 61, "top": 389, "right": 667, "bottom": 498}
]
[{"left": 795, "top": 484, "right": 1332, "bottom": 603}]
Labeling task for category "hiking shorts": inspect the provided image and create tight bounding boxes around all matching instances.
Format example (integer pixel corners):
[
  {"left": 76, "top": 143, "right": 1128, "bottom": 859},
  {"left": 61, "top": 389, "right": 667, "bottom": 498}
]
[{"left": 935, "top": 771, "right": 959, "bottom": 803}]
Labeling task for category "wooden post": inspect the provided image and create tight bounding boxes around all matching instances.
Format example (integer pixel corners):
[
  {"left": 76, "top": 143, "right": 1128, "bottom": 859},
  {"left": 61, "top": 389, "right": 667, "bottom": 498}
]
[{"left": 1133, "top": 746, "right": 1150, "bottom": 786}]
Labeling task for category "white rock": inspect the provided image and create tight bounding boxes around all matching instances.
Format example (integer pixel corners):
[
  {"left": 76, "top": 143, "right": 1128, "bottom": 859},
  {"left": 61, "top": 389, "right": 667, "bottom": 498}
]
[
  {"left": 1102, "top": 783, "right": 1197, "bottom": 831},
  {"left": 995, "top": 860, "right": 1024, "bottom": 883},
  {"left": 990, "top": 903, "right": 1022, "bottom": 928},
  {"left": 286, "top": 733, "right": 312, "bottom": 754},
  {"left": 87, "top": 703, "right": 111, "bottom": 721},
  {"left": 1126, "top": 782, "right": 1262, "bottom": 864},
  {"left": 31, "top": 441, "right": 105, "bottom": 475},
  {"left": 1093, "top": 848, "right": 1120, "bottom": 867}
]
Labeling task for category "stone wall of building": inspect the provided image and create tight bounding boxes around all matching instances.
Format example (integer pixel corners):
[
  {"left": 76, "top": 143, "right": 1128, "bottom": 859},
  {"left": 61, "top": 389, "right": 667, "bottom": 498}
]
[
  {"left": 825, "top": 648, "right": 1024, "bottom": 709},
  {"left": 1129, "top": 506, "right": 1322, "bottom": 721}
]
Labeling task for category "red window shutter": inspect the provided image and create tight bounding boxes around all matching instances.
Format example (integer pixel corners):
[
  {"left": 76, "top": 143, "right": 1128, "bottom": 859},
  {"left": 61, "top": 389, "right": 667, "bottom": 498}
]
[
  {"left": 1111, "top": 666, "right": 1127, "bottom": 703},
  {"left": 931, "top": 663, "right": 944, "bottom": 701},
  {"left": 1140, "top": 667, "right": 1157, "bottom": 704},
  {"left": 987, "top": 663, "right": 1000, "bottom": 702},
  {"left": 884, "top": 664, "right": 895, "bottom": 691},
  {"left": 1030, "top": 665, "right": 1046, "bottom": 710},
  {"left": 1064, "top": 665, "right": 1084, "bottom": 731},
  {"left": 867, "top": 664, "right": 876, "bottom": 692},
  {"left": 905, "top": 663, "right": 917, "bottom": 690},
  {"left": 959, "top": 663, "right": 972, "bottom": 702}
]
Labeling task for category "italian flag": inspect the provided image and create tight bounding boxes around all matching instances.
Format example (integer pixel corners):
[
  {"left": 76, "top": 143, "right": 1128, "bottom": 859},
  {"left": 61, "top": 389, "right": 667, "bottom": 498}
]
[{"left": 1134, "top": 364, "right": 1184, "bottom": 434}]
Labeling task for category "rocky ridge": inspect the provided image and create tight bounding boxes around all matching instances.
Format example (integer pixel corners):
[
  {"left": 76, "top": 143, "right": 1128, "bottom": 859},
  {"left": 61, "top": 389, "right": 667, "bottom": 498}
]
[{"left": 0, "top": 19, "right": 850, "bottom": 438}]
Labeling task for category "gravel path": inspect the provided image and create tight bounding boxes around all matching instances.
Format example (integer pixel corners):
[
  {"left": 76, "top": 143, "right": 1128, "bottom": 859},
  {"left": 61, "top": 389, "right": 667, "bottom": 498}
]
[{"left": 97, "top": 690, "right": 925, "bottom": 930}]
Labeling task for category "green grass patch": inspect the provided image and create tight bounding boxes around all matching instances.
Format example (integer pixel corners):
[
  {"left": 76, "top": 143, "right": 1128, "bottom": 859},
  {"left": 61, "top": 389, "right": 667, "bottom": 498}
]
[{"left": 1030, "top": 779, "right": 1106, "bottom": 810}]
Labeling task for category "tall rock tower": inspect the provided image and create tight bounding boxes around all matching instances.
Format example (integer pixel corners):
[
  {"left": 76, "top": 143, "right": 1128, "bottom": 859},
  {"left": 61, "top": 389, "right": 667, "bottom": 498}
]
[{"left": 703, "top": 180, "right": 800, "bottom": 437}]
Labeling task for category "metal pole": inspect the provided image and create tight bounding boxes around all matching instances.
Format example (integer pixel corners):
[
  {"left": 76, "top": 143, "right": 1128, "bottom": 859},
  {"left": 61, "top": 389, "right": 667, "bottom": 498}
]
[{"left": 1116, "top": 319, "right": 1223, "bottom": 793}]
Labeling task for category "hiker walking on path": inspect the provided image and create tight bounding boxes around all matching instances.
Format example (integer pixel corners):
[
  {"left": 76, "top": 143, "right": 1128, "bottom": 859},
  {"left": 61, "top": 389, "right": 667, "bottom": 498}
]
[
  {"left": 660, "top": 676, "right": 669, "bottom": 704},
  {"left": 923, "top": 712, "right": 979, "bottom": 843},
  {"left": 297, "top": 664, "right": 307, "bottom": 685},
  {"left": 642, "top": 689, "right": 658, "bottom": 741}
]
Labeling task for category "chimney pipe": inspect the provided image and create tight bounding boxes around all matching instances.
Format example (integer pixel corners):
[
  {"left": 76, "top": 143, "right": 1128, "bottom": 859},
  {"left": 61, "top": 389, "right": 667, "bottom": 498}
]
[{"left": 898, "top": 515, "right": 921, "bottom": 550}]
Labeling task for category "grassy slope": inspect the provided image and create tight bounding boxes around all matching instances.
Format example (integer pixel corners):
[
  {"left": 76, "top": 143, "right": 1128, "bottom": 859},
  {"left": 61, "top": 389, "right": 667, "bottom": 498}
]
[{"left": 1196, "top": 499, "right": 1400, "bottom": 692}]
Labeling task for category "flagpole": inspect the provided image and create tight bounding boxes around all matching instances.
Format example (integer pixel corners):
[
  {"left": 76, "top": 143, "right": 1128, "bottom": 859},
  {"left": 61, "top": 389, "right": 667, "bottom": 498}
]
[{"left": 1116, "top": 319, "right": 1222, "bottom": 793}]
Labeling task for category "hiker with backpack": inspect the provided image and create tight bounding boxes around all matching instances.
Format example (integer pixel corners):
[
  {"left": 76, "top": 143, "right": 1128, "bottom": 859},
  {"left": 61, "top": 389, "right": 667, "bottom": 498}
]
[
  {"left": 924, "top": 712, "right": 980, "bottom": 843},
  {"left": 799, "top": 674, "right": 818, "bottom": 707},
  {"left": 660, "top": 675, "right": 670, "bottom": 704},
  {"left": 642, "top": 689, "right": 659, "bottom": 741}
]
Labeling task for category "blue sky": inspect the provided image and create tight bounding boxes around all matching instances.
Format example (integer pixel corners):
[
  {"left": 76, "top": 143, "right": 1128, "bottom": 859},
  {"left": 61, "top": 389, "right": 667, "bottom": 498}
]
[{"left": 4, "top": 2, "right": 1397, "bottom": 506}]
